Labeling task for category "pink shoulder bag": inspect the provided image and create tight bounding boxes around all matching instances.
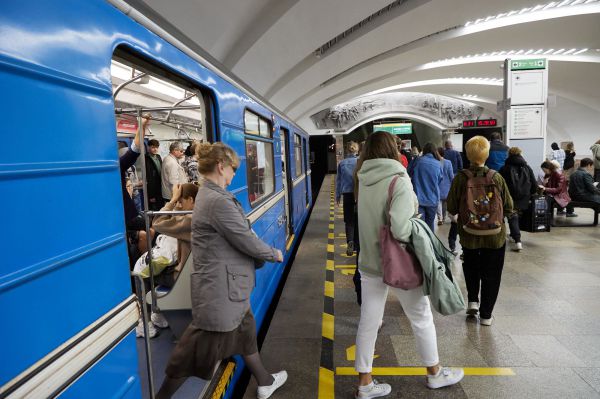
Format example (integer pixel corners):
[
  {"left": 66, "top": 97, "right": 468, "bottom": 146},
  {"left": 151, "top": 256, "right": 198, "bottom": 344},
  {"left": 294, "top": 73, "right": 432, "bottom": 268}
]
[{"left": 380, "top": 175, "right": 423, "bottom": 290}]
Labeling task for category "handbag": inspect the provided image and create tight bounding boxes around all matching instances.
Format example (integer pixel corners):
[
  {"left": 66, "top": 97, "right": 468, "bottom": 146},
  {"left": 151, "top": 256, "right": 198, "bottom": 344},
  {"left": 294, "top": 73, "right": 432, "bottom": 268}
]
[{"left": 380, "top": 175, "right": 424, "bottom": 290}]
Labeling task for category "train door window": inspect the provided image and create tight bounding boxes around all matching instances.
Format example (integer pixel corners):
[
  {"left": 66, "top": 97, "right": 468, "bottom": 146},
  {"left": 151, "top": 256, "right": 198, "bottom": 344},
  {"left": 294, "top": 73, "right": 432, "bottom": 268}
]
[
  {"left": 294, "top": 133, "right": 303, "bottom": 178},
  {"left": 244, "top": 110, "right": 274, "bottom": 205}
]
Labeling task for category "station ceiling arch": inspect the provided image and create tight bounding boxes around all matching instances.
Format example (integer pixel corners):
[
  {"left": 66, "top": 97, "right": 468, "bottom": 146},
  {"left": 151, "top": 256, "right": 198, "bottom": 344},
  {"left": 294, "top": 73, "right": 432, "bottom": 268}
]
[{"left": 119, "top": 0, "right": 600, "bottom": 142}]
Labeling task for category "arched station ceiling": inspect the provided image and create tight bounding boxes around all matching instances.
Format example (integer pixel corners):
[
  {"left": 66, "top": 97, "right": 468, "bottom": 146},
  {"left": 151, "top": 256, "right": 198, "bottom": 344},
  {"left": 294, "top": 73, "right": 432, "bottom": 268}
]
[{"left": 121, "top": 0, "right": 600, "bottom": 135}]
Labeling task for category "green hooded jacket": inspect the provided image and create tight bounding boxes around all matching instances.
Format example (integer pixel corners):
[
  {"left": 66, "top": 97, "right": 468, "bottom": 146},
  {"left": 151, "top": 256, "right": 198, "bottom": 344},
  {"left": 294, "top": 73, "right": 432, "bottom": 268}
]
[{"left": 357, "top": 159, "right": 418, "bottom": 276}]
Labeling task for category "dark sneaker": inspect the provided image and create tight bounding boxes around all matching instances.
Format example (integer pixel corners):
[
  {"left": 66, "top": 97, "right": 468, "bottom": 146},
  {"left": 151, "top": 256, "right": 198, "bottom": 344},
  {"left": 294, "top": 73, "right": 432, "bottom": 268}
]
[{"left": 566, "top": 213, "right": 578, "bottom": 218}]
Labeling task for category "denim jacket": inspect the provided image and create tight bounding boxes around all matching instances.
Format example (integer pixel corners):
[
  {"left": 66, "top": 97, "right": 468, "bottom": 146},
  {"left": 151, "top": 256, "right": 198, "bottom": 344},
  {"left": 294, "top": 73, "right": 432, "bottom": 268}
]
[{"left": 336, "top": 154, "right": 358, "bottom": 202}]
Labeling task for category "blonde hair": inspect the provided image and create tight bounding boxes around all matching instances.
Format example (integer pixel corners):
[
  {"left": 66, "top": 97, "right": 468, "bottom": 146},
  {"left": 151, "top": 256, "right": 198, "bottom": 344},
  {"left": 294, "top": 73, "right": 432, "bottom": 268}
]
[
  {"left": 196, "top": 142, "right": 240, "bottom": 174},
  {"left": 508, "top": 147, "right": 522, "bottom": 156},
  {"left": 348, "top": 141, "right": 359, "bottom": 154},
  {"left": 465, "top": 136, "right": 490, "bottom": 165}
]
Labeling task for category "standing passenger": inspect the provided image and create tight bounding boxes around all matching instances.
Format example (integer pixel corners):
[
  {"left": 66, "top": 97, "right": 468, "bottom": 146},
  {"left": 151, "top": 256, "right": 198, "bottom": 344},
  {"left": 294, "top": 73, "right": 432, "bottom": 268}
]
[
  {"left": 156, "top": 143, "right": 286, "bottom": 399},
  {"left": 161, "top": 142, "right": 188, "bottom": 202},
  {"left": 563, "top": 142, "right": 576, "bottom": 181},
  {"left": 590, "top": 139, "right": 600, "bottom": 183},
  {"left": 549, "top": 142, "right": 566, "bottom": 170},
  {"left": 499, "top": 147, "right": 537, "bottom": 251},
  {"left": 146, "top": 139, "right": 164, "bottom": 211},
  {"left": 411, "top": 143, "right": 443, "bottom": 232},
  {"left": 447, "top": 136, "right": 514, "bottom": 326},
  {"left": 182, "top": 142, "right": 200, "bottom": 183},
  {"left": 443, "top": 140, "right": 463, "bottom": 174},
  {"left": 354, "top": 131, "right": 463, "bottom": 398},
  {"left": 485, "top": 132, "right": 509, "bottom": 171},
  {"left": 336, "top": 141, "right": 359, "bottom": 256},
  {"left": 436, "top": 147, "right": 455, "bottom": 225}
]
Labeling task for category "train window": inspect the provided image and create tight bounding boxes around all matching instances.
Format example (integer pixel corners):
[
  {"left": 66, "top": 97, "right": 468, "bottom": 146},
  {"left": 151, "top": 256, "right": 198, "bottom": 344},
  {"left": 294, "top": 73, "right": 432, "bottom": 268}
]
[
  {"left": 244, "top": 109, "right": 271, "bottom": 138},
  {"left": 246, "top": 139, "right": 274, "bottom": 205},
  {"left": 294, "top": 133, "right": 303, "bottom": 178}
]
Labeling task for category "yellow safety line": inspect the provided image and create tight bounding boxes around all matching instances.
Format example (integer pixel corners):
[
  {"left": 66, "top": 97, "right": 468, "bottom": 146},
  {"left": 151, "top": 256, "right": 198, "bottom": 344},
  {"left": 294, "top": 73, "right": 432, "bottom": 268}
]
[
  {"left": 210, "top": 361, "right": 236, "bottom": 399},
  {"left": 286, "top": 234, "right": 295, "bottom": 251},
  {"left": 318, "top": 368, "right": 335, "bottom": 399},
  {"left": 322, "top": 313, "right": 334, "bottom": 341},
  {"left": 326, "top": 260, "right": 335, "bottom": 271},
  {"left": 324, "top": 281, "right": 334, "bottom": 298},
  {"left": 335, "top": 367, "right": 515, "bottom": 376}
]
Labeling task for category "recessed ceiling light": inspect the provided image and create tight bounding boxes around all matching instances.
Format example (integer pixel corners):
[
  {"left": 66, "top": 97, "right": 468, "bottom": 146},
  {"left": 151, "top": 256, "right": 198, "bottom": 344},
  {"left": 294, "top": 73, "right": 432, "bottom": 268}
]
[
  {"left": 573, "top": 48, "right": 589, "bottom": 54},
  {"left": 553, "top": 48, "right": 566, "bottom": 54}
]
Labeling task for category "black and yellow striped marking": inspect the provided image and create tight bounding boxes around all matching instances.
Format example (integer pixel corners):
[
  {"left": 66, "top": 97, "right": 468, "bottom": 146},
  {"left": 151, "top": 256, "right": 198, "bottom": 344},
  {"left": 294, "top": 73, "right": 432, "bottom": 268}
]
[
  {"left": 318, "top": 176, "right": 336, "bottom": 399},
  {"left": 210, "top": 361, "right": 236, "bottom": 399}
]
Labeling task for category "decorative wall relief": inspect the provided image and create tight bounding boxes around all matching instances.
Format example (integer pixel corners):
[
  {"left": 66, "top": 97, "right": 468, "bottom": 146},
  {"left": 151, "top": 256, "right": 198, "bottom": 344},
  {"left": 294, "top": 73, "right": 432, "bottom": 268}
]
[{"left": 310, "top": 92, "right": 483, "bottom": 131}]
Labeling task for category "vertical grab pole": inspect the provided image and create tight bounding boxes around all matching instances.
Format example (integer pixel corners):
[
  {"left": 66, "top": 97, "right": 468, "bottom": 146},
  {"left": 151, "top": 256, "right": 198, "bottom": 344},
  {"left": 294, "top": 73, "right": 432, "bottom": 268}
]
[{"left": 137, "top": 109, "right": 157, "bottom": 398}]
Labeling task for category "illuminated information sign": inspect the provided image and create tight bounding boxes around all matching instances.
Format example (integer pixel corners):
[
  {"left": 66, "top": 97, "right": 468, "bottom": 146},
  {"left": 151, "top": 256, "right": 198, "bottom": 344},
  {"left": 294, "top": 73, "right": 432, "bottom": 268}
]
[
  {"left": 373, "top": 123, "right": 412, "bottom": 134},
  {"left": 462, "top": 119, "right": 497, "bottom": 128}
]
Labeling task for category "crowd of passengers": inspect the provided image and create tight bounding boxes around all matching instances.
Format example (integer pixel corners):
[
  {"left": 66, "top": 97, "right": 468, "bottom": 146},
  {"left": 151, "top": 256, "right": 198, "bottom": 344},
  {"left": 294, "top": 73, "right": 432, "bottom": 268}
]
[
  {"left": 118, "top": 118, "right": 600, "bottom": 399},
  {"left": 336, "top": 132, "right": 600, "bottom": 398}
]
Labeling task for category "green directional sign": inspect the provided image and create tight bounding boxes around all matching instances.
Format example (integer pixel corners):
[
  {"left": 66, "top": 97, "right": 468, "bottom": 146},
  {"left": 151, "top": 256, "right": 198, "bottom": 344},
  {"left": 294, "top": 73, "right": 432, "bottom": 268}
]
[
  {"left": 511, "top": 58, "right": 546, "bottom": 70},
  {"left": 373, "top": 123, "right": 412, "bottom": 135}
]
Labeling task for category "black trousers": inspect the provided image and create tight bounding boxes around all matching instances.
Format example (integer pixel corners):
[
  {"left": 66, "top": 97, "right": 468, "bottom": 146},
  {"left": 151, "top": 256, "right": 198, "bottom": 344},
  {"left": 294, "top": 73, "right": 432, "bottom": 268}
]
[
  {"left": 352, "top": 205, "right": 362, "bottom": 306},
  {"left": 462, "top": 244, "right": 506, "bottom": 319},
  {"left": 342, "top": 192, "right": 355, "bottom": 244},
  {"left": 507, "top": 212, "right": 521, "bottom": 243},
  {"left": 595, "top": 168, "right": 600, "bottom": 183},
  {"left": 448, "top": 221, "right": 458, "bottom": 250}
]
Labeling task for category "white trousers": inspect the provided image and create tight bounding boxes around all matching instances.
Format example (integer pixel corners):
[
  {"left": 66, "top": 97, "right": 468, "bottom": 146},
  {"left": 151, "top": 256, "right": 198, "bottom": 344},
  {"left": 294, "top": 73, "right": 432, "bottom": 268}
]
[{"left": 355, "top": 272, "right": 440, "bottom": 373}]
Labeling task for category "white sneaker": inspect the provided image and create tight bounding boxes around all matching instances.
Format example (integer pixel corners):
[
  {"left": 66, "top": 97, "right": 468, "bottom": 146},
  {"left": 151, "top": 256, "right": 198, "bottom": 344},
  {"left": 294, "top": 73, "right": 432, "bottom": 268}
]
[
  {"left": 355, "top": 379, "right": 391, "bottom": 398},
  {"left": 426, "top": 367, "right": 464, "bottom": 389},
  {"left": 512, "top": 242, "right": 523, "bottom": 252},
  {"left": 480, "top": 316, "right": 494, "bottom": 326},
  {"left": 257, "top": 371, "right": 287, "bottom": 399},
  {"left": 466, "top": 302, "right": 479, "bottom": 316},
  {"left": 151, "top": 312, "right": 169, "bottom": 328},
  {"left": 135, "top": 320, "right": 158, "bottom": 338}
]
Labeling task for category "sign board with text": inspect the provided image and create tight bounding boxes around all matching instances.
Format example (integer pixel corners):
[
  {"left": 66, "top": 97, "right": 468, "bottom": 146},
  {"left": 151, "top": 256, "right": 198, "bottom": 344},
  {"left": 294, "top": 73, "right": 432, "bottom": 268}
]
[
  {"left": 373, "top": 123, "right": 412, "bottom": 134},
  {"left": 511, "top": 58, "right": 546, "bottom": 70}
]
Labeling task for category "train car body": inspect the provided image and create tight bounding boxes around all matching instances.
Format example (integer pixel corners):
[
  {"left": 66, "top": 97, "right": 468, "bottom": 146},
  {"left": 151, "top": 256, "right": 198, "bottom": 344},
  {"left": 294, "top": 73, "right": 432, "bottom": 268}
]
[{"left": 0, "top": 1, "right": 311, "bottom": 398}]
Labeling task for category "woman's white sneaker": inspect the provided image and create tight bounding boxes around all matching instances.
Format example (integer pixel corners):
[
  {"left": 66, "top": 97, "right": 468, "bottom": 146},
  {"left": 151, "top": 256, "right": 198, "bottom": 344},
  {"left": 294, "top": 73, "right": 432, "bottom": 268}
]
[
  {"left": 466, "top": 302, "right": 479, "bottom": 316},
  {"left": 151, "top": 312, "right": 169, "bottom": 328},
  {"left": 257, "top": 371, "right": 287, "bottom": 399},
  {"left": 426, "top": 367, "right": 464, "bottom": 389},
  {"left": 355, "top": 379, "right": 391, "bottom": 398}
]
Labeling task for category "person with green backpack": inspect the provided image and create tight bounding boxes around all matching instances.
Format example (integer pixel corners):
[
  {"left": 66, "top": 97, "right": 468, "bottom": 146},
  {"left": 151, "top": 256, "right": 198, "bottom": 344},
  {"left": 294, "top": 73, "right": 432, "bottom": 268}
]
[{"left": 447, "top": 136, "right": 514, "bottom": 326}]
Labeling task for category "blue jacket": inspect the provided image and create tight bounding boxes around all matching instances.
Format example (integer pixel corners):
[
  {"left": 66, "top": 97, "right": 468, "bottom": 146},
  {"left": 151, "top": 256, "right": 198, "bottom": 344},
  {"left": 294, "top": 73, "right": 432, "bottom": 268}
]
[
  {"left": 336, "top": 154, "right": 358, "bottom": 202},
  {"left": 443, "top": 148, "right": 463, "bottom": 174},
  {"left": 411, "top": 154, "right": 442, "bottom": 207},
  {"left": 486, "top": 139, "right": 509, "bottom": 171},
  {"left": 440, "top": 159, "right": 454, "bottom": 200}
]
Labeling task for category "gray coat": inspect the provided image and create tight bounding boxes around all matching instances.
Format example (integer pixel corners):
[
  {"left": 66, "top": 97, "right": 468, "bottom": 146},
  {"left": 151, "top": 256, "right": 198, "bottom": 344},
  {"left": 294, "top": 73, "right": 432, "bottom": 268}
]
[{"left": 191, "top": 179, "right": 278, "bottom": 332}]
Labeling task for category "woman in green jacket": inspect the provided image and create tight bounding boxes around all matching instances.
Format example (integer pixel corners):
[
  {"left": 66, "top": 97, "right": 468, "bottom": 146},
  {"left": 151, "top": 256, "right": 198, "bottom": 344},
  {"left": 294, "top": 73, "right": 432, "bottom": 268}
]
[{"left": 353, "top": 131, "right": 463, "bottom": 398}]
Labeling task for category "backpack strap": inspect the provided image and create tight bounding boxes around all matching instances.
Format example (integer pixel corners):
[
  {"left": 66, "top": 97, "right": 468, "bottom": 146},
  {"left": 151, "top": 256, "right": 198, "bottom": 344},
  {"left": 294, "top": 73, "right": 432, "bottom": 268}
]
[
  {"left": 461, "top": 169, "right": 473, "bottom": 179},
  {"left": 485, "top": 169, "right": 496, "bottom": 184},
  {"left": 386, "top": 175, "right": 400, "bottom": 225}
]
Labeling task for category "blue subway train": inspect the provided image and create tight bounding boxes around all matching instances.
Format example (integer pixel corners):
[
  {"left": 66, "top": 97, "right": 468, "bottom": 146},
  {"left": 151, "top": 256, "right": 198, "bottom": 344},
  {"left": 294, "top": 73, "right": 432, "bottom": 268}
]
[{"left": 0, "top": 1, "right": 311, "bottom": 398}]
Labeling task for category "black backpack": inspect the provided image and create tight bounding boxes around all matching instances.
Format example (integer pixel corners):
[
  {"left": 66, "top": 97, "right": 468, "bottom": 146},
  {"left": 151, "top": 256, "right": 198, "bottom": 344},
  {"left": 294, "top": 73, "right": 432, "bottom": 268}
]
[{"left": 509, "top": 166, "right": 531, "bottom": 200}]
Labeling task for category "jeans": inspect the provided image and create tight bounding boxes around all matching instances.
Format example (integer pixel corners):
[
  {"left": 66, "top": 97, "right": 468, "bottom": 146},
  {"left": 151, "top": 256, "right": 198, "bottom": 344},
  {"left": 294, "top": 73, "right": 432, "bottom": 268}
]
[
  {"left": 437, "top": 200, "right": 447, "bottom": 221},
  {"left": 342, "top": 192, "right": 355, "bottom": 244},
  {"left": 419, "top": 205, "right": 437, "bottom": 232},
  {"left": 133, "top": 189, "right": 144, "bottom": 213},
  {"left": 462, "top": 245, "right": 506, "bottom": 319},
  {"left": 355, "top": 273, "right": 439, "bottom": 372},
  {"left": 507, "top": 213, "right": 521, "bottom": 243}
]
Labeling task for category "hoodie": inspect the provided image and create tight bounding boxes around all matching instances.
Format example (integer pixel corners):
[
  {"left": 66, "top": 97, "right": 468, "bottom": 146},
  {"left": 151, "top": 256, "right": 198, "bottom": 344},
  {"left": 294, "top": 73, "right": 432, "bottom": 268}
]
[
  {"left": 591, "top": 143, "right": 600, "bottom": 169},
  {"left": 499, "top": 154, "right": 537, "bottom": 210},
  {"left": 356, "top": 159, "right": 418, "bottom": 276}
]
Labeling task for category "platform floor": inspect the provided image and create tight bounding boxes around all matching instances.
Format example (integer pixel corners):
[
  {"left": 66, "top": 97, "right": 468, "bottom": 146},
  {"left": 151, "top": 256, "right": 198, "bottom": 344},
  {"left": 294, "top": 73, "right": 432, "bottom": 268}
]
[{"left": 244, "top": 175, "right": 600, "bottom": 399}]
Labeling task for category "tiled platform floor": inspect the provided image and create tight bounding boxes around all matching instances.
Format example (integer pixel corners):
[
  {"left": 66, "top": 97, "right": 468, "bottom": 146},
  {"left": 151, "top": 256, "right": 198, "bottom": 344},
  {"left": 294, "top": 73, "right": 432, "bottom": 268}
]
[{"left": 244, "top": 176, "right": 600, "bottom": 398}]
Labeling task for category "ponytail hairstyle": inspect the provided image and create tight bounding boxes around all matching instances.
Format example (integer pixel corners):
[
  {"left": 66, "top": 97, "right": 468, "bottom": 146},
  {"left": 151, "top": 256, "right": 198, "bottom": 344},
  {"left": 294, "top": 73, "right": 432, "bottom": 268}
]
[{"left": 196, "top": 142, "right": 240, "bottom": 174}]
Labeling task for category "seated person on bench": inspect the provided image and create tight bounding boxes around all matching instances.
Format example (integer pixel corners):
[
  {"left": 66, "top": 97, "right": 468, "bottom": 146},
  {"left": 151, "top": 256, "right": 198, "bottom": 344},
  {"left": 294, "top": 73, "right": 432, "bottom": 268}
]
[
  {"left": 568, "top": 158, "right": 600, "bottom": 205},
  {"left": 152, "top": 183, "right": 199, "bottom": 278}
]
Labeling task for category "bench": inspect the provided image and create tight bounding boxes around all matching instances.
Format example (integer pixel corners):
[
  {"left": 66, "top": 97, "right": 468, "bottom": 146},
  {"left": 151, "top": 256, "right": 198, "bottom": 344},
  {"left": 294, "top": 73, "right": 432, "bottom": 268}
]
[{"left": 551, "top": 200, "right": 600, "bottom": 227}]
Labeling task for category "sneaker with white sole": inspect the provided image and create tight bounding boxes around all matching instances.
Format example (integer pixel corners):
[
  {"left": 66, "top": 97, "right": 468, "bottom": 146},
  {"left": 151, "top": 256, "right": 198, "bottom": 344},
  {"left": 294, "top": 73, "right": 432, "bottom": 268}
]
[
  {"left": 257, "top": 371, "right": 287, "bottom": 399},
  {"left": 355, "top": 379, "right": 391, "bottom": 398},
  {"left": 135, "top": 320, "right": 158, "bottom": 338},
  {"left": 151, "top": 312, "right": 169, "bottom": 328},
  {"left": 466, "top": 302, "right": 479, "bottom": 316},
  {"left": 480, "top": 316, "right": 494, "bottom": 326},
  {"left": 426, "top": 367, "right": 464, "bottom": 389},
  {"left": 512, "top": 242, "right": 523, "bottom": 252}
]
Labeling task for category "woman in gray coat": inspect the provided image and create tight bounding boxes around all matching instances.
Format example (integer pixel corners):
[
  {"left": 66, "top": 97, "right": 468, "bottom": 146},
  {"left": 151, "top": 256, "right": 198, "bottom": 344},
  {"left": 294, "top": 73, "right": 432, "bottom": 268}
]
[{"left": 157, "top": 143, "right": 286, "bottom": 399}]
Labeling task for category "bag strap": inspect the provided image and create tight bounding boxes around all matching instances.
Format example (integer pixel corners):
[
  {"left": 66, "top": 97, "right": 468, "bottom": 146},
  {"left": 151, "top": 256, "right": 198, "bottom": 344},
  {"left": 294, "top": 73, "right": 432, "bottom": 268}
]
[
  {"left": 485, "top": 169, "right": 496, "bottom": 184},
  {"left": 385, "top": 175, "right": 400, "bottom": 225}
]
